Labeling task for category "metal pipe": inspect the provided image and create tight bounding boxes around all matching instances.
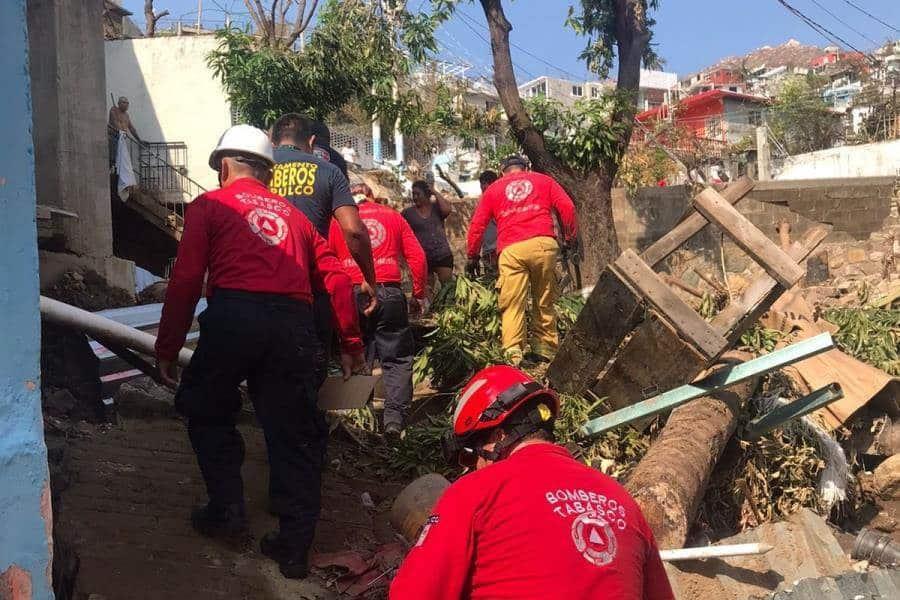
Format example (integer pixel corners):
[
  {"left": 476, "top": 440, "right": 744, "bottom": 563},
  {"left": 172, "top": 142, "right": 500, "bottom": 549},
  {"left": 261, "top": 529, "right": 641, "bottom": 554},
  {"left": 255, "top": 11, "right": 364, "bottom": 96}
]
[
  {"left": 745, "top": 383, "right": 844, "bottom": 440},
  {"left": 40, "top": 296, "right": 193, "bottom": 368},
  {"left": 659, "top": 542, "right": 774, "bottom": 562},
  {"left": 579, "top": 333, "right": 835, "bottom": 438}
]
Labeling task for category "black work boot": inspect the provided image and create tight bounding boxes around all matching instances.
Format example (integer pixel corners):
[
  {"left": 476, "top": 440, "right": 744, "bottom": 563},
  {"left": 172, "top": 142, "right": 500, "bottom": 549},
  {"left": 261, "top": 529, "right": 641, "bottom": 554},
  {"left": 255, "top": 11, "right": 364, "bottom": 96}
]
[
  {"left": 191, "top": 503, "right": 249, "bottom": 547},
  {"left": 260, "top": 531, "right": 309, "bottom": 579}
]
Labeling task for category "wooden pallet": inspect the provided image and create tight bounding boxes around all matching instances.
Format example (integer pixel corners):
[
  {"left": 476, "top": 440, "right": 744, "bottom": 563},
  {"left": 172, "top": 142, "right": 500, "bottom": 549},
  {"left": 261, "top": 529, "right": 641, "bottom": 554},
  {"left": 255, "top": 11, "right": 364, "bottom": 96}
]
[{"left": 547, "top": 176, "right": 828, "bottom": 412}]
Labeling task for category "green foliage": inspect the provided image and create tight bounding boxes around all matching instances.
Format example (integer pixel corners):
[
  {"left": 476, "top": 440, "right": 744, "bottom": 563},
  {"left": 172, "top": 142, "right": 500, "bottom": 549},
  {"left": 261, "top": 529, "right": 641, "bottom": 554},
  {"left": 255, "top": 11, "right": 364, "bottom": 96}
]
[
  {"left": 739, "top": 325, "right": 783, "bottom": 354},
  {"left": 413, "top": 275, "right": 588, "bottom": 391},
  {"left": 413, "top": 276, "right": 506, "bottom": 390},
  {"left": 768, "top": 75, "right": 844, "bottom": 155},
  {"left": 207, "top": 0, "right": 442, "bottom": 127},
  {"left": 565, "top": 0, "right": 661, "bottom": 78},
  {"left": 556, "top": 393, "right": 653, "bottom": 480},
  {"left": 524, "top": 94, "right": 631, "bottom": 173},
  {"left": 387, "top": 413, "right": 459, "bottom": 478},
  {"left": 482, "top": 140, "right": 523, "bottom": 171},
  {"left": 824, "top": 307, "right": 900, "bottom": 375}
]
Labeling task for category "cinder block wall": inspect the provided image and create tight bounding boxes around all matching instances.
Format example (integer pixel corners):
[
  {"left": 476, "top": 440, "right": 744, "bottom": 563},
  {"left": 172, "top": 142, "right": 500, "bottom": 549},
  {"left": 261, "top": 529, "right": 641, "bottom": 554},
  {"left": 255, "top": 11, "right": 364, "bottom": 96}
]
[{"left": 445, "top": 177, "right": 899, "bottom": 289}]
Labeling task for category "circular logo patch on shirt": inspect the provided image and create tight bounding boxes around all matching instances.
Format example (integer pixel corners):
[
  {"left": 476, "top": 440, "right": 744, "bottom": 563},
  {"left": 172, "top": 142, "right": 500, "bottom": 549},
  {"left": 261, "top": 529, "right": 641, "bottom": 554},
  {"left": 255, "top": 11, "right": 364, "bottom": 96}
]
[
  {"left": 571, "top": 511, "right": 618, "bottom": 567},
  {"left": 246, "top": 208, "right": 288, "bottom": 246},
  {"left": 504, "top": 179, "right": 533, "bottom": 202},
  {"left": 364, "top": 218, "right": 387, "bottom": 249}
]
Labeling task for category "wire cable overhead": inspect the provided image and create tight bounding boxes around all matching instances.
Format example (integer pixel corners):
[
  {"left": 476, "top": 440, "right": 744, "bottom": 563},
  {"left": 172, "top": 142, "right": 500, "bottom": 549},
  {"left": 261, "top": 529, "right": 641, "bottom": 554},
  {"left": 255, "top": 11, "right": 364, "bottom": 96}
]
[{"left": 840, "top": 0, "right": 899, "bottom": 34}]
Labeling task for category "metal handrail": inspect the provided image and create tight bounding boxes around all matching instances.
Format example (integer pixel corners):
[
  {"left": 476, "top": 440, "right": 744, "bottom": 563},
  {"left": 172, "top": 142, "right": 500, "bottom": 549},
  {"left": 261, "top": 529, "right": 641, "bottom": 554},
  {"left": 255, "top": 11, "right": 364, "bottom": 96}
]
[{"left": 108, "top": 125, "right": 207, "bottom": 232}]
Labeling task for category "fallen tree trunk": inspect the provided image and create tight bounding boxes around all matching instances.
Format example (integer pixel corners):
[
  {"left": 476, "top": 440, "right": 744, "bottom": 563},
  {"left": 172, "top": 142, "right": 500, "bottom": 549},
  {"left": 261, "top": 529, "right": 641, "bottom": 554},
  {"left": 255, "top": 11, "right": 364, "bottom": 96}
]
[{"left": 625, "top": 352, "right": 757, "bottom": 549}]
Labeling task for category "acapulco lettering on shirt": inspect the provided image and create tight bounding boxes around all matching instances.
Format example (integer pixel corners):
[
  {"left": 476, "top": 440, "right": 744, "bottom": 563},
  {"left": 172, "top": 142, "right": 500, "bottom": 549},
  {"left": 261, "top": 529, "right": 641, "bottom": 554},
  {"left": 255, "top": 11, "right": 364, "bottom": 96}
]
[{"left": 271, "top": 161, "right": 319, "bottom": 197}]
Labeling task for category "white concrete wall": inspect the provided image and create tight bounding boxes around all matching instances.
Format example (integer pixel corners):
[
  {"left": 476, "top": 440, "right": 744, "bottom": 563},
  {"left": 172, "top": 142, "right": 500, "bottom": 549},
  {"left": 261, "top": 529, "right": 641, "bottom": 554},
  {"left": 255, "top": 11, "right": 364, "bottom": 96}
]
[
  {"left": 105, "top": 35, "right": 232, "bottom": 191},
  {"left": 774, "top": 139, "right": 900, "bottom": 180}
]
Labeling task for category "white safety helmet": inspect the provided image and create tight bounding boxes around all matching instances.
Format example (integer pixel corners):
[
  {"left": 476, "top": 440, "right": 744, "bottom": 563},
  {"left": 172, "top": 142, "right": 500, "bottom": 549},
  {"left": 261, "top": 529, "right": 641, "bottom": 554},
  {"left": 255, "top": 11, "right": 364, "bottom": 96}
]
[{"left": 208, "top": 124, "right": 275, "bottom": 171}]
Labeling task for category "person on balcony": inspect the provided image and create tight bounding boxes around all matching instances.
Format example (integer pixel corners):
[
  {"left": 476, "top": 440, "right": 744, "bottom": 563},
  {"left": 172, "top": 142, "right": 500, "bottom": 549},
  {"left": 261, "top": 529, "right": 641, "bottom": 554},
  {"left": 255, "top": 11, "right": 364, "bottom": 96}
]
[{"left": 109, "top": 96, "right": 141, "bottom": 142}]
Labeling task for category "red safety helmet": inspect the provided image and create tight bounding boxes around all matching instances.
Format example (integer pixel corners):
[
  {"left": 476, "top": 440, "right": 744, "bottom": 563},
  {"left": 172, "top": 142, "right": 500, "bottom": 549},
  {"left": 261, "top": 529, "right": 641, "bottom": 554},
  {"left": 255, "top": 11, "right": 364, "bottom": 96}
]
[{"left": 441, "top": 365, "right": 559, "bottom": 469}]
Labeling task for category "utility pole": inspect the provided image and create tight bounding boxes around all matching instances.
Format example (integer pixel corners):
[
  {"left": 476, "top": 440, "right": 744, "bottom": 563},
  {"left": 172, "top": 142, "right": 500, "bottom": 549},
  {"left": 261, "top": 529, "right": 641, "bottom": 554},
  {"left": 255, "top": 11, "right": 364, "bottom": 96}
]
[
  {"left": 756, "top": 126, "right": 771, "bottom": 181},
  {"left": 196, "top": 0, "right": 202, "bottom": 31}
]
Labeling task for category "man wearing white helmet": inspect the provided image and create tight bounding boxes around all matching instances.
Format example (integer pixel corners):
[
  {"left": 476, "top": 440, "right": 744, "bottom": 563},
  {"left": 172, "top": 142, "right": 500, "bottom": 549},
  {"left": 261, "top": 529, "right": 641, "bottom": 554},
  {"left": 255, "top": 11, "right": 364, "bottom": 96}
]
[{"left": 155, "top": 124, "right": 365, "bottom": 579}]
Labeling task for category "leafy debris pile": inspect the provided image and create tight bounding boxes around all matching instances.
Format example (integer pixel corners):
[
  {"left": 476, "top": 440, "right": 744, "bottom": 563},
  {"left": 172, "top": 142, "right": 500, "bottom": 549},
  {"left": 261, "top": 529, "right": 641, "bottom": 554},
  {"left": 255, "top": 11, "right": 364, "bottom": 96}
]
[
  {"left": 412, "top": 276, "right": 584, "bottom": 390},
  {"left": 413, "top": 276, "right": 505, "bottom": 390},
  {"left": 823, "top": 307, "right": 900, "bottom": 375}
]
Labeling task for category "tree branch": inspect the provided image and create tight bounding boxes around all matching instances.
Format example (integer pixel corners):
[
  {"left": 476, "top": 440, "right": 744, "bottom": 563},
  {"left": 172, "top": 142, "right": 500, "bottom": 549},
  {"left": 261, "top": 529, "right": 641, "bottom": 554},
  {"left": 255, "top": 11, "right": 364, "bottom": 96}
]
[
  {"left": 478, "top": 0, "right": 563, "bottom": 176},
  {"left": 285, "top": 0, "right": 318, "bottom": 48},
  {"left": 606, "top": 0, "right": 651, "bottom": 175},
  {"left": 144, "top": 1, "right": 170, "bottom": 37}
]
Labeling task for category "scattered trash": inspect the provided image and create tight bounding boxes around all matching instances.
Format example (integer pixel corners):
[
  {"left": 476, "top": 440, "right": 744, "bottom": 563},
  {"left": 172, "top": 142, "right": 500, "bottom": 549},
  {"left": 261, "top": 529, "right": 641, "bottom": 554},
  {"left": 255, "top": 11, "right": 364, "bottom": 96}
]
[
  {"left": 851, "top": 528, "right": 900, "bottom": 568},
  {"left": 361, "top": 491, "right": 375, "bottom": 509}
]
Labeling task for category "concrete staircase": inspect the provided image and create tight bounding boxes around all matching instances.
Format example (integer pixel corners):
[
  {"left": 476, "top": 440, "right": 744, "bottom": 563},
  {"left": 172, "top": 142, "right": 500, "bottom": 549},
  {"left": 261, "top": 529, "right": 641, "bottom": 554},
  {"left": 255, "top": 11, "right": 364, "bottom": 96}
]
[{"left": 110, "top": 128, "right": 207, "bottom": 274}]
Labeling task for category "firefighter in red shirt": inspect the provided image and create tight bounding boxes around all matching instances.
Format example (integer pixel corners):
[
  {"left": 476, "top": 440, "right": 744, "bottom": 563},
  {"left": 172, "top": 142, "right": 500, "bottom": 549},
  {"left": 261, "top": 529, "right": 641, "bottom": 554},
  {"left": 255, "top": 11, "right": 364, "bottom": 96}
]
[
  {"left": 155, "top": 125, "right": 366, "bottom": 579},
  {"left": 329, "top": 183, "right": 428, "bottom": 442},
  {"left": 390, "top": 365, "right": 674, "bottom": 600},
  {"left": 467, "top": 156, "right": 577, "bottom": 365}
]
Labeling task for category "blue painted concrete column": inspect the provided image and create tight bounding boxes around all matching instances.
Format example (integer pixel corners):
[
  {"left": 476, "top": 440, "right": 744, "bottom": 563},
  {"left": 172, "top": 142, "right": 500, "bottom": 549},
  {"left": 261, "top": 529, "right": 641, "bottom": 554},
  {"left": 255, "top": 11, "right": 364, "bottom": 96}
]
[{"left": 0, "top": 1, "right": 54, "bottom": 599}]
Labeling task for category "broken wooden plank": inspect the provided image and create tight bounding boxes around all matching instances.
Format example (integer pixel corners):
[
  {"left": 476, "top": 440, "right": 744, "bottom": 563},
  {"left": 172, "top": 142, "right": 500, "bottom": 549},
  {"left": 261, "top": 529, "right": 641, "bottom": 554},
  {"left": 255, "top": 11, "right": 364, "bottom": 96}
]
[
  {"left": 693, "top": 187, "right": 804, "bottom": 288},
  {"left": 591, "top": 315, "right": 708, "bottom": 413},
  {"left": 547, "top": 269, "right": 643, "bottom": 395},
  {"left": 613, "top": 249, "right": 727, "bottom": 360},
  {"left": 641, "top": 176, "right": 755, "bottom": 267},
  {"left": 713, "top": 225, "right": 830, "bottom": 343}
]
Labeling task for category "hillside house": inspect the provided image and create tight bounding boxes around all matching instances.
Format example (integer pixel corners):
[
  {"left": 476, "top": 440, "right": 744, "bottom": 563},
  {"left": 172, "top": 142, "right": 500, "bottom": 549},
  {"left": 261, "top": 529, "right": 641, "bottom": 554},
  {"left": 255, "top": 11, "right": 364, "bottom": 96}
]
[{"left": 636, "top": 89, "right": 769, "bottom": 148}]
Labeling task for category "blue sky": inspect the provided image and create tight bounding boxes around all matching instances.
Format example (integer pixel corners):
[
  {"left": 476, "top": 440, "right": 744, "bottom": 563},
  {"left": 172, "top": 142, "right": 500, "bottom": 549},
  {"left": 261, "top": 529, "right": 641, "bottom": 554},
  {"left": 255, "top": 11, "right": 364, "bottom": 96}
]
[{"left": 120, "top": 0, "right": 900, "bottom": 80}]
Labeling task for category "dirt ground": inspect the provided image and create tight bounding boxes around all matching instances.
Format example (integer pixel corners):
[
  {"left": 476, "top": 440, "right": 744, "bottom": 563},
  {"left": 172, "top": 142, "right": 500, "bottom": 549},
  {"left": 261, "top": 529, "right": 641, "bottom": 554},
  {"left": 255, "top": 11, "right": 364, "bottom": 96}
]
[{"left": 53, "top": 412, "right": 403, "bottom": 600}]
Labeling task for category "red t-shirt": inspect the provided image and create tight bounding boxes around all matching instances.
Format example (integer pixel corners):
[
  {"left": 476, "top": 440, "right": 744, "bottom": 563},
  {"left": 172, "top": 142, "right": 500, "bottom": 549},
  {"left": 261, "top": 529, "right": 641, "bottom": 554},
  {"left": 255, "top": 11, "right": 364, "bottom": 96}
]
[
  {"left": 156, "top": 177, "right": 362, "bottom": 360},
  {"left": 328, "top": 200, "right": 428, "bottom": 299},
  {"left": 467, "top": 171, "right": 578, "bottom": 258},
  {"left": 390, "top": 443, "right": 674, "bottom": 600}
]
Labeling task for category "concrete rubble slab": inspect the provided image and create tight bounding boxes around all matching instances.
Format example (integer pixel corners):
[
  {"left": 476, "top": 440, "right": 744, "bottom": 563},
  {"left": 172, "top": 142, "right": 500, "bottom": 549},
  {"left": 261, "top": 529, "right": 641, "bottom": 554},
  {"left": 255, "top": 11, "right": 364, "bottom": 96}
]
[{"left": 668, "top": 509, "right": 852, "bottom": 599}]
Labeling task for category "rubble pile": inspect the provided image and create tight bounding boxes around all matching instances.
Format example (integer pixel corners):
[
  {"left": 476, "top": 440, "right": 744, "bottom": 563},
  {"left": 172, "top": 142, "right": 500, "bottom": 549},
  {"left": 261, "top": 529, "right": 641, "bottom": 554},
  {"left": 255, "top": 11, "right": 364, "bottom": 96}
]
[{"left": 46, "top": 269, "right": 134, "bottom": 312}]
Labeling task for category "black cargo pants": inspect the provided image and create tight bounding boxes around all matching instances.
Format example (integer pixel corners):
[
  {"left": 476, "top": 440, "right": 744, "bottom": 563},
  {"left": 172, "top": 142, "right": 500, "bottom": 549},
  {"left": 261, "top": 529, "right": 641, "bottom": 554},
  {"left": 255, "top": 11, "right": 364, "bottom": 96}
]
[
  {"left": 175, "top": 289, "right": 327, "bottom": 553},
  {"left": 356, "top": 284, "right": 415, "bottom": 427}
]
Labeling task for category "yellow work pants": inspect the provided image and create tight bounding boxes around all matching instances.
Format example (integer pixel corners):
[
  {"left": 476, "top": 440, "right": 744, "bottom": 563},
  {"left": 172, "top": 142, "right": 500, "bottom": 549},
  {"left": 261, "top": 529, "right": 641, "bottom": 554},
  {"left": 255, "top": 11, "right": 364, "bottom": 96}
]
[{"left": 496, "top": 236, "right": 560, "bottom": 357}]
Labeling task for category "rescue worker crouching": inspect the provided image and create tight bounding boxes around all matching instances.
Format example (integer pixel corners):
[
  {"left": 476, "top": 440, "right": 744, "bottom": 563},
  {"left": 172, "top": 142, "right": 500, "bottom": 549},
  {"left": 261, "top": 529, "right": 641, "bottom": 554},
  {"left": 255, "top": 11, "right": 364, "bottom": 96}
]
[
  {"left": 467, "top": 155, "right": 578, "bottom": 366},
  {"left": 390, "top": 365, "right": 675, "bottom": 600},
  {"left": 155, "top": 124, "right": 365, "bottom": 579},
  {"left": 329, "top": 183, "right": 429, "bottom": 443}
]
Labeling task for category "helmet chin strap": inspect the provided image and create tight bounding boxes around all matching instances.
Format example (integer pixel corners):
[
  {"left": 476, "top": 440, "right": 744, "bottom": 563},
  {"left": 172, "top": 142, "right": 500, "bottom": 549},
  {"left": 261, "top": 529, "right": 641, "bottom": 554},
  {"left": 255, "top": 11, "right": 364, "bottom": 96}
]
[{"left": 475, "top": 408, "right": 550, "bottom": 463}]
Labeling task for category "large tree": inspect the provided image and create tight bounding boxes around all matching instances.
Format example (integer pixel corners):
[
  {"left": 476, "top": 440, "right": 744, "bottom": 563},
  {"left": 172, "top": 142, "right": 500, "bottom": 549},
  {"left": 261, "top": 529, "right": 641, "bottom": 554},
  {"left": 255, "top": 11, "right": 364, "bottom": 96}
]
[
  {"left": 437, "top": 0, "right": 659, "bottom": 280},
  {"left": 209, "top": 0, "right": 442, "bottom": 126},
  {"left": 242, "top": 0, "right": 319, "bottom": 48}
]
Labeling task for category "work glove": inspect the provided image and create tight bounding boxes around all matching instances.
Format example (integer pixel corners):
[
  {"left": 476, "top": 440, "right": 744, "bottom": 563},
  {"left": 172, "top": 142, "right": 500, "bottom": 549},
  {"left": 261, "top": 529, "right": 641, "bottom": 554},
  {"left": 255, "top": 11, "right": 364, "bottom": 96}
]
[{"left": 466, "top": 257, "right": 481, "bottom": 278}]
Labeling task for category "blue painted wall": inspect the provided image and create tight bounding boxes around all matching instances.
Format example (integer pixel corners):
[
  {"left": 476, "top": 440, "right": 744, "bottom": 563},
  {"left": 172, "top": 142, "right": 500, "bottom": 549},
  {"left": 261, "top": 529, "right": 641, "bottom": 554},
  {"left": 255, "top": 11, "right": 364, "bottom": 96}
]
[{"left": 0, "top": 0, "right": 54, "bottom": 598}]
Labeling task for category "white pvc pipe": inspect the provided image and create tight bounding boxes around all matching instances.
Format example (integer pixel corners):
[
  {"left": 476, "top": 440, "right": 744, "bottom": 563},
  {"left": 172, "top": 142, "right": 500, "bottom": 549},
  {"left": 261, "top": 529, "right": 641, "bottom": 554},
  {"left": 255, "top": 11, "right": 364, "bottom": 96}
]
[
  {"left": 40, "top": 296, "right": 193, "bottom": 368},
  {"left": 659, "top": 542, "right": 774, "bottom": 562}
]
